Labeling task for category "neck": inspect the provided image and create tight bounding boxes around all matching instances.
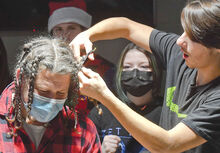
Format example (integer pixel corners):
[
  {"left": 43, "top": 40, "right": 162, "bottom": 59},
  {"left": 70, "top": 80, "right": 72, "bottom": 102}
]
[
  {"left": 127, "top": 90, "right": 153, "bottom": 106},
  {"left": 196, "top": 63, "right": 220, "bottom": 86}
]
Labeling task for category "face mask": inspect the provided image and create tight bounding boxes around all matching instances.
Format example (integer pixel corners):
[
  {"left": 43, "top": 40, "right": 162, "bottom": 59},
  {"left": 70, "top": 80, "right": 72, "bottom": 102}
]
[
  {"left": 24, "top": 93, "right": 66, "bottom": 123},
  {"left": 121, "top": 69, "right": 153, "bottom": 97}
]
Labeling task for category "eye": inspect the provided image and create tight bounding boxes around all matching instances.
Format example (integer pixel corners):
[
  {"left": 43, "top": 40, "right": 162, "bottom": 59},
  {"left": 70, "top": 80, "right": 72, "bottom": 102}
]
[
  {"left": 138, "top": 64, "right": 152, "bottom": 71},
  {"left": 68, "top": 26, "right": 77, "bottom": 31},
  {"left": 57, "top": 92, "right": 67, "bottom": 99},
  {"left": 123, "top": 65, "right": 130, "bottom": 69},
  {"left": 57, "top": 92, "right": 65, "bottom": 96},
  {"left": 53, "top": 29, "right": 63, "bottom": 36},
  {"left": 122, "top": 65, "right": 132, "bottom": 70},
  {"left": 140, "top": 65, "right": 149, "bottom": 68},
  {"left": 37, "top": 90, "right": 49, "bottom": 97}
]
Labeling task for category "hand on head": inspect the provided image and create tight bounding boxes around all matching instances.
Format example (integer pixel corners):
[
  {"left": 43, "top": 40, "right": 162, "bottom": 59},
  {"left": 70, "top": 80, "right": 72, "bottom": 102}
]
[
  {"left": 69, "top": 31, "right": 95, "bottom": 61},
  {"left": 78, "top": 67, "right": 108, "bottom": 102}
]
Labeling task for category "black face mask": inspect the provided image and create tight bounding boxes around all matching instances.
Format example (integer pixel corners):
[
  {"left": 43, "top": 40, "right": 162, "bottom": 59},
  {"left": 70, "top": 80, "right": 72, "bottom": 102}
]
[{"left": 121, "top": 69, "right": 153, "bottom": 97}]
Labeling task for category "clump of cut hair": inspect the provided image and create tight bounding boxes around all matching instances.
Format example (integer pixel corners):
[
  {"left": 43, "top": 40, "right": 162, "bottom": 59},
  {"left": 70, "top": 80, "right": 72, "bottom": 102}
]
[{"left": 6, "top": 36, "right": 81, "bottom": 137}]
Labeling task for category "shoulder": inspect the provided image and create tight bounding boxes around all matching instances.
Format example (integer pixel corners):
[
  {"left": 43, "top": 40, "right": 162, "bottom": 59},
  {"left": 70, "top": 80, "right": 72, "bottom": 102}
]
[
  {"left": 150, "top": 29, "right": 180, "bottom": 55},
  {"left": 0, "top": 82, "right": 15, "bottom": 115},
  {"left": 150, "top": 29, "right": 180, "bottom": 43},
  {"left": 61, "top": 107, "right": 97, "bottom": 133}
]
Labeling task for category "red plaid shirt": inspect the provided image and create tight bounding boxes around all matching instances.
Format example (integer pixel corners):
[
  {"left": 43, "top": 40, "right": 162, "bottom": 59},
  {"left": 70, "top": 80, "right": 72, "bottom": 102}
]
[{"left": 0, "top": 83, "right": 102, "bottom": 153}]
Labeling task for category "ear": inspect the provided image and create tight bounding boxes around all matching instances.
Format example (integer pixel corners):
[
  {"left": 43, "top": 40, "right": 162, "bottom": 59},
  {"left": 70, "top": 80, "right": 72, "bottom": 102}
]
[{"left": 16, "top": 68, "right": 21, "bottom": 85}]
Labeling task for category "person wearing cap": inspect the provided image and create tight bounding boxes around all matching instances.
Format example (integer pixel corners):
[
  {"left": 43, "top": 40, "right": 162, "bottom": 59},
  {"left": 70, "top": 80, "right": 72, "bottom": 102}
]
[
  {"left": 48, "top": 6, "right": 92, "bottom": 43},
  {"left": 48, "top": 0, "right": 116, "bottom": 115}
]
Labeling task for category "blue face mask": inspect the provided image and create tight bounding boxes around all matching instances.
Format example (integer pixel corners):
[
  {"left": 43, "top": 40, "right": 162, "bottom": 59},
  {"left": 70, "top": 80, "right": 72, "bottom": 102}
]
[{"left": 24, "top": 93, "right": 66, "bottom": 123}]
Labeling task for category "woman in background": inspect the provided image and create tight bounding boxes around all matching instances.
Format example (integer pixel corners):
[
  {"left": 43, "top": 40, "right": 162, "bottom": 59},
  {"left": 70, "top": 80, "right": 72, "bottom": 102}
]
[{"left": 89, "top": 43, "right": 163, "bottom": 153}]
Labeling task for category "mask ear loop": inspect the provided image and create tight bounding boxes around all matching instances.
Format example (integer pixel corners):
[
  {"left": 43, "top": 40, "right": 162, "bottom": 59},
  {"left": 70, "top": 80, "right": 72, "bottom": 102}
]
[{"left": 78, "top": 47, "right": 103, "bottom": 115}]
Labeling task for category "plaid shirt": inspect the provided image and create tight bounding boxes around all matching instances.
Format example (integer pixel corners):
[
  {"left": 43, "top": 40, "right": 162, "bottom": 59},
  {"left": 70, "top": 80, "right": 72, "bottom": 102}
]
[{"left": 0, "top": 83, "right": 102, "bottom": 153}]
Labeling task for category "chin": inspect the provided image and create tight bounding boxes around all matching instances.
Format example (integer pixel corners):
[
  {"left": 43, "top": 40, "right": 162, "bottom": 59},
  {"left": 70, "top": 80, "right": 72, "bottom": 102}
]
[
  {"left": 186, "top": 65, "right": 195, "bottom": 69},
  {"left": 185, "top": 61, "right": 195, "bottom": 69}
]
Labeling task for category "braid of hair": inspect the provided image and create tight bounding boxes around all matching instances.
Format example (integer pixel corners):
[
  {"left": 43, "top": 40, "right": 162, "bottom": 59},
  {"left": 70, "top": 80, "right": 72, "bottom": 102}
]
[
  {"left": 5, "top": 75, "right": 17, "bottom": 123},
  {"left": 13, "top": 63, "right": 25, "bottom": 130},
  {"left": 64, "top": 74, "right": 79, "bottom": 129},
  {"left": 26, "top": 57, "right": 42, "bottom": 119},
  {"left": 5, "top": 60, "right": 27, "bottom": 137},
  {"left": 17, "top": 45, "right": 31, "bottom": 65}
]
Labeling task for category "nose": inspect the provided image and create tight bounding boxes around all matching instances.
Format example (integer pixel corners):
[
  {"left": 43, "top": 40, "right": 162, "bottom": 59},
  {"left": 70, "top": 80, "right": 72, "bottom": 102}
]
[
  {"left": 61, "top": 30, "right": 69, "bottom": 37},
  {"left": 176, "top": 32, "right": 187, "bottom": 47},
  {"left": 132, "top": 69, "right": 139, "bottom": 78}
]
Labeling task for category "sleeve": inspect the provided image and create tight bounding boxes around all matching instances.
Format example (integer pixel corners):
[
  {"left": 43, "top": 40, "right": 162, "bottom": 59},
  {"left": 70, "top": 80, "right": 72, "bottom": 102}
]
[
  {"left": 182, "top": 93, "right": 220, "bottom": 149},
  {"left": 149, "top": 29, "right": 181, "bottom": 70}
]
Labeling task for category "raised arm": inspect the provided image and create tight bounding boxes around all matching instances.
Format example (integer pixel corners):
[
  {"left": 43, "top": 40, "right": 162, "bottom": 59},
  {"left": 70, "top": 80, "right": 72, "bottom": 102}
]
[{"left": 69, "top": 17, "right": 153, "bottom": 60}]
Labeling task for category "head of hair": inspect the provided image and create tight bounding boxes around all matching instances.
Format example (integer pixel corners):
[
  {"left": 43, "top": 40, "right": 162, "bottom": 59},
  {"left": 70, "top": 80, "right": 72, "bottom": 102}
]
[
  {"left": 181, "top": 0, "right": 220, "bottom": 49},
  {"left": 6, "top": 36, "right": 80, "bottom": 136},
  {"left": 115, "top": 43, "right": 162, "bottom": 104}
]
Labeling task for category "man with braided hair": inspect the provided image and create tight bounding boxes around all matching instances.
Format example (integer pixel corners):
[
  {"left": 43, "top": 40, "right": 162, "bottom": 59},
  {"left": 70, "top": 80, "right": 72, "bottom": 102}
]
[{"left": 0, "top": 36, "right": 101, "bottom": 152}]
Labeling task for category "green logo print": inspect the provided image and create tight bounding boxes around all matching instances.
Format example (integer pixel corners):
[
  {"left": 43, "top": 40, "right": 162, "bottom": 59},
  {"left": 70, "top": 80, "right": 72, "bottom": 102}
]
[{"left": 166, "top": 87, "right": 187, "bottom": 118}]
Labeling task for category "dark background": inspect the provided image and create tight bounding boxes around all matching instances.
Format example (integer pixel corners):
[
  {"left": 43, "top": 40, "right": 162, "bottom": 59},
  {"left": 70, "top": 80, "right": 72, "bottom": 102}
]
[
  {"left": 0, "top": 0, "right": 186, "bottom": 73},
  {"left": 0, "top": 0, "right": 154, "bottom": 31}
]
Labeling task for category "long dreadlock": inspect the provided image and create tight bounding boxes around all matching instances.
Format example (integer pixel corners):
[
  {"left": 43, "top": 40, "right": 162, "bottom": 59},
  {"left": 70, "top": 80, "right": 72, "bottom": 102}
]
[{"left": 6, "top": 36, "right": 81, "bottom": 137}]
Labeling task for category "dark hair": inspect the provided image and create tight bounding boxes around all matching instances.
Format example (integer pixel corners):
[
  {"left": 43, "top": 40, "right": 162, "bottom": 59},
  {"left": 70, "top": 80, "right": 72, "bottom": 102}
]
[
  {"left": 115, "top": 43, "right": 162, "bottom": 103},
  {"left": 6, "top": 36, "right": 80, "bottom": 137},
  {"left": 181, "top": 0, "right": 220, "bottom": 49}
]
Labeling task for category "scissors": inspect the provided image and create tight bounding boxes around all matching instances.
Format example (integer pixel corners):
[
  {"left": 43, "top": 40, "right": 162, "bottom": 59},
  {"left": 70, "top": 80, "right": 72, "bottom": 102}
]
[
  {"left": 77, "top": 47, "right": 103, "bottom": 115},
  {"left": 79, "top": 47, "right": 96, "bottom": 69}
]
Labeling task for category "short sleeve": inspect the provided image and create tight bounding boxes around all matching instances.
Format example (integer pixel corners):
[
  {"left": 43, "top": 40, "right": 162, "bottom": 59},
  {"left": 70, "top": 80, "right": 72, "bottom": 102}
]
[
  {"left": 149, "top": 29, "right": 181, "bottom": 70},
  {"left": 182, "top": 93, "right": 220, "bottom": 148}
]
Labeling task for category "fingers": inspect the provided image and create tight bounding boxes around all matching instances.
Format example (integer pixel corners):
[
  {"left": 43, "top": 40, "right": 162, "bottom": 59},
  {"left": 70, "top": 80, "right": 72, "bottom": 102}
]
[
  {"left": 78, "top": 67, "right": 97, "bottom": 89},
  {"left": 81, "top": 67, "right": 99, "bottom": 78},
  {"left": 69, "top": 31, "right": 94, "bottom": 61},
  {"left": 78, "top": 71, "right": 88, "bottom": 85},
  {"left": 84, "top": 40, "right": 94, "bottom": 61},
  {"left": 78, "top": 67, "right": 108, "bottom": 102},
  {"left": 102, "top": 135, "right": 121, "bottom": 153},
  {"left": 69, "top": 39, "right": 81, "bottom": 61},
  {"left": 105, "top": 135, "right": 121, "bottom": 142}
]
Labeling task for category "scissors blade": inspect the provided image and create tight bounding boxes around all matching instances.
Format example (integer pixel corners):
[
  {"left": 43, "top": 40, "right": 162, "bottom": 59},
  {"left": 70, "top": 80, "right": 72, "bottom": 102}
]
[{"left": 79, "top": 47, "right": 96, "bottom": 68}]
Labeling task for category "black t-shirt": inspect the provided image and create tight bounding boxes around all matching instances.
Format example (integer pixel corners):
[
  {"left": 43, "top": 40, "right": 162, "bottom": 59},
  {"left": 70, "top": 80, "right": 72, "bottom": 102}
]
[
  {"left": 150, "top": 29, "right": 220, "bottom": 153},
  {"left": 89, "top": 101, "right": 162, "bottom": 153}
]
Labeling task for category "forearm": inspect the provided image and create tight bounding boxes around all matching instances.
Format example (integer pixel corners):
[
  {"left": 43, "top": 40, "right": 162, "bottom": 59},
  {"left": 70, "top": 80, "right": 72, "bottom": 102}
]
[
  {"left": 87, "top": 17, "right": 154, "bottom": 52},
  {"left": 98, "top": 88, "right": 169, "bottom": 152},
  {"left": 78, "top": 68, "right": 206, "bottom": 152},
  {"left": 98, "top": 88, "right": 206, "bottom": 153}
]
